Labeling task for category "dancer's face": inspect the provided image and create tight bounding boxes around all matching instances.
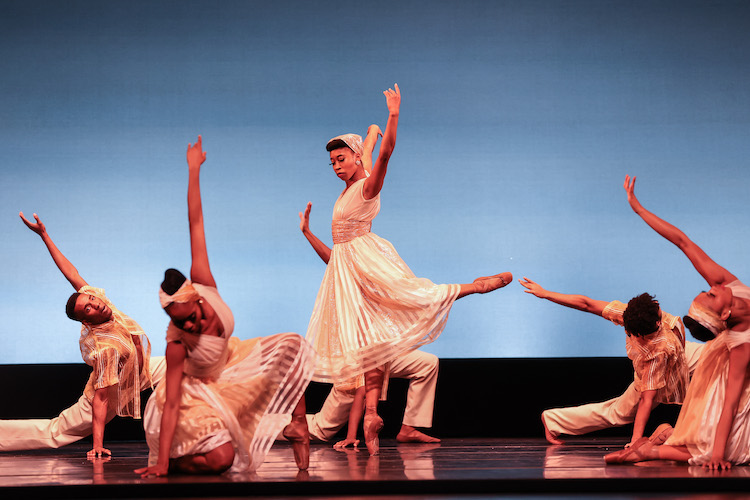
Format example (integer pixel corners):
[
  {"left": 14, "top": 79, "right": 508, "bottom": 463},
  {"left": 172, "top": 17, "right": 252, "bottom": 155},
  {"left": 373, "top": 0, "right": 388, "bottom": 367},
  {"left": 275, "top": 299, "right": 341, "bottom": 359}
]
[
  {"left": 329, "top": 147, "right": 361, "bottom": 181},
  {"left": 73, "top": 294, "right": 113, "bottom": 324},
  {"left": 694, "top": 284, "right": 733, "bottom": 319},
  {"left": 166, "top": 299, "right": 205, "bottom": 334}
]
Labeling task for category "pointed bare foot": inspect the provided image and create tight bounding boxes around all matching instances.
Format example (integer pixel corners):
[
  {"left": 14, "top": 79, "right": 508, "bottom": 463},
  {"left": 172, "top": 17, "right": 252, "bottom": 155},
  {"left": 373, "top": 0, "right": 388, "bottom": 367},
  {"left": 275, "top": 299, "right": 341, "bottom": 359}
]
[
  {"left": 473, "top": 272, "right": 513, "bottom": 293},
  {"left": 364, "top": 409, "right": 384, "bottom": 456},
  {"left": 396, "top": 425, "right": 441, "bottom": 443},
  {"left": 283, "top": 418, "right": 310, "bottom": 470},
  {"left": 542, "top": 413, "right": 564, "bottom": 445}
]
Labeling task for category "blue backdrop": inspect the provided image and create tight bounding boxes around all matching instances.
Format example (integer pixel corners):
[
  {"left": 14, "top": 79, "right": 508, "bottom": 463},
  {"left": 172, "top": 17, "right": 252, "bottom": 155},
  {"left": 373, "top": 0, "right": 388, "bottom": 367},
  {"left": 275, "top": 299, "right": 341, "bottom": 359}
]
[{"left": 2, "top": 0, "right": 748, "bottom": 363}]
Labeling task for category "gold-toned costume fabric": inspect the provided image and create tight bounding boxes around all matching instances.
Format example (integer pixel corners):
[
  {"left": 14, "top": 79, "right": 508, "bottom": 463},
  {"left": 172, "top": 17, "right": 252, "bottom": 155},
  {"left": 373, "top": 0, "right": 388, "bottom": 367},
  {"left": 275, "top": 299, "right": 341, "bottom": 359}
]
[
  {"left": 665, "top": 280, "right": 750, "bottom": 465},
  {"left": 306, "top": 178, "right": 460, "bottom": 385},
  {"left": 79, "top": 286, "right": 151, "bottom": 419},
  {"left": 144, "top": 286, "right": 315, "bottom": 472},
  {"left": 602, "top": 300, "right": 688, "bottom": 404}
]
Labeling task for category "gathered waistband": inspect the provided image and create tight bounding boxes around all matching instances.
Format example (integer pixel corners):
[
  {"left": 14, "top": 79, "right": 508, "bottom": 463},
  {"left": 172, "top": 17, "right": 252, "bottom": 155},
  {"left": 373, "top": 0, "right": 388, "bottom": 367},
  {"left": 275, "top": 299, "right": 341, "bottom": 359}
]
[{"left": 332, "top": 219, "right": 371, "bottom": 243}]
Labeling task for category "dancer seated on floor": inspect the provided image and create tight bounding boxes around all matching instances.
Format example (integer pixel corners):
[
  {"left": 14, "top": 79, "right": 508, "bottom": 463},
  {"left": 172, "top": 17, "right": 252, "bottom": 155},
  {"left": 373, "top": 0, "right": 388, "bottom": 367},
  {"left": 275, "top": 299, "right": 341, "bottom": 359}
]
[
  {"left": 0, "top": 213, "right": 164, "bottom": 457},
  {"left": 605, "top": 175, "right": 750, "bottom": 470},
  {"left": 300, "top": 84, "right": 512, "bottom": 455},
  {"left": 521, "top": 278, "right": 703, "bottom": 447},
  {"left": 135, "top": 136, "right": 316, "bottom": 477}
]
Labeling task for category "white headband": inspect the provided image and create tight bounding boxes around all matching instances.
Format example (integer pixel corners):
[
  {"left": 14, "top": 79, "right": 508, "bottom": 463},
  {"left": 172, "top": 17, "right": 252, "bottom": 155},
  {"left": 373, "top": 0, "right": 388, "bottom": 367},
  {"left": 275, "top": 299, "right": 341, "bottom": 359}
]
[{"left": 687, "top": 300, "right": 726, "bottom": 336}]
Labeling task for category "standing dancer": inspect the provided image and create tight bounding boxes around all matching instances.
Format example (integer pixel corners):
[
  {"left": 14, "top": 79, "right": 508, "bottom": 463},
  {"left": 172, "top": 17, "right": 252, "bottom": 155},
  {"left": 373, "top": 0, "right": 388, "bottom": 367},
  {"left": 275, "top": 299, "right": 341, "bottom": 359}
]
[
  {"left": 136, "top": 137, "right": 315, "bottom": 476},
  {"left": 605, "top": 176, "right": 750, "bottom": 469},
  {"left": 0, "top": 213, "right": 164, "bottom": 457},
  {"left": 301, "top": 85, "right": 512, "bottom": 454}
]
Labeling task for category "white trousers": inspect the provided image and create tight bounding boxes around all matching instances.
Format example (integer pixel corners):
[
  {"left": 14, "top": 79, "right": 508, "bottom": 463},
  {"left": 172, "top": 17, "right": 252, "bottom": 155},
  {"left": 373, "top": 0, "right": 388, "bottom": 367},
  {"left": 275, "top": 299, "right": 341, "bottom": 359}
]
[
  {"left": 307, "top": 350, "right": 439, "bottom": 441},
  {"left": 543, "top": 341, "right": 705, "bottom": 437},
  {"left": 0, "top": 356, "right": 166, "bottom": 451}
]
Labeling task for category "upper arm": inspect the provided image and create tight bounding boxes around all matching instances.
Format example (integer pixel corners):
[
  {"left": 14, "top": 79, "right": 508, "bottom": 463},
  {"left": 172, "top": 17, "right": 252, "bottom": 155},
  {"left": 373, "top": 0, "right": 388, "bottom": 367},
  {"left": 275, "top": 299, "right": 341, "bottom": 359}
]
[
  {"left": 726, "top": 344, "right": 750, "bottom": 396},
  {"left": 189, "top": 239, "right": 216, "bottom": 288},
  {"left": 164, "top": 342, "right": 186, "bottom": 406},
  {"left": 677, "top": 237, "right": 737, "bottom": 287},
  {"left": 69, "top": 274, "right": 89, "bottom": 292},
  {"left": 582, "top": 297, "right": 609, "bottom": 317}
]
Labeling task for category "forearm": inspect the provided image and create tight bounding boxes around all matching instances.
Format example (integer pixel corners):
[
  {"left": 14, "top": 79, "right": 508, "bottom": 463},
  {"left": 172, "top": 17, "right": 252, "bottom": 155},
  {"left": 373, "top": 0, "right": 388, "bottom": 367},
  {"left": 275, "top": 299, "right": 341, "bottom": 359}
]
[
  {"left": 186, "top": 166, "right": 215, "bottom": 286},
  {"left": 157, "top": 401, "right": 180, "bottom": 466},
  {"left": 378, "top": 111, "right": 399, "bottom": 164},
  {"left": 347, "top": 391, "right": 365, "bottom": 441},
  {"left": 630, "top": 202, "right": 690, "bottom": 251},
  {"left": 39, "top": 233, "right": 86, "bottom": 290},
  {"left": 302, "top": 228, "right": 331, "bottom": 264},
  {"left": 91, "top": 388, "right": 109, "bottom": 449},
  {"left": 712, "top": 347, "right": 749, "bottom": 460},
  {"left": 631, "top": 390, "right": 656, "bottom": 442},
  {"left": 537, "top": 290, "right": 606, "bottom": 316}
]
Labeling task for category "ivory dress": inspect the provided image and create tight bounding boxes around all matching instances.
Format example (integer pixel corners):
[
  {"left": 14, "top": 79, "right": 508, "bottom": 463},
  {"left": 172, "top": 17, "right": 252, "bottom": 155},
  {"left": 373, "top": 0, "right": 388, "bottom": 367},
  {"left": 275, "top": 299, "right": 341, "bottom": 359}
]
[
  {"left": 306, "top": 178, "right": 460, "bottom": 385},
  {"left": 144, "top": 284, "right": 316, "bottom": 472},
  {"left": 665, "top": 280, "right": 750, "bottom": 465}
]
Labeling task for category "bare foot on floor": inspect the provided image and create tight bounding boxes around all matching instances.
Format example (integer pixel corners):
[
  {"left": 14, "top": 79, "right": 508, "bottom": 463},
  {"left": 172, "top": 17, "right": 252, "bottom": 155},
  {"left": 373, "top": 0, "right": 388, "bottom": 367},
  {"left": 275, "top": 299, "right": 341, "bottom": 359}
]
[
  {"left": 542, "top": 413, "right": 564, "bottom": 445},
  {"left": 396, "top": 425, "right": 441, "bottom": 443},
  {"left": 473, "top": 272, "right": 513, "bottom": 293}
]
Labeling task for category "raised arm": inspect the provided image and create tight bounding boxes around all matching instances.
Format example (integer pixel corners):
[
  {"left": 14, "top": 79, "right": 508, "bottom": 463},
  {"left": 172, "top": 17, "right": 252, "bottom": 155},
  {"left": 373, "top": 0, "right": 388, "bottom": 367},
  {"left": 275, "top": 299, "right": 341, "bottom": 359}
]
[
  {"left": 299, "top": 202, "right": 331, "bottom": 264},
  {"left": 19, "top": 212, "right": 88, "bottom": 291},
  {"left": 624, "top": 175, "right": 736, "bottom": 287},
  {"left": 363, "top": 84, "right": 400, "bottom": 200},
  {"left": 186, "top": 136, "right": 216, "bottom": 287},
  {"left": 519, "top": 277, "right": 608, "bottom": 317}
]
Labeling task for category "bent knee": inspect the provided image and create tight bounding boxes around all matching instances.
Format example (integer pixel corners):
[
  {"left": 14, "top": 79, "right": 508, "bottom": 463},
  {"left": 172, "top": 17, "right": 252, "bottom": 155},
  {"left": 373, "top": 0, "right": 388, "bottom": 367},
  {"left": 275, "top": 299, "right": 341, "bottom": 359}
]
[{"left": 206, "top": 442, "right": 235, "bottom": 473}]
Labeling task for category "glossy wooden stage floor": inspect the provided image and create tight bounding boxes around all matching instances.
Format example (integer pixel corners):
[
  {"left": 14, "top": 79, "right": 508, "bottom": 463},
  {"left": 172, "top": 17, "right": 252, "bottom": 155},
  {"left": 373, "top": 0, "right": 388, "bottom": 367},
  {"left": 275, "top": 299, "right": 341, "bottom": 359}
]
[{"left": 1, "top": 438, "right": 749, "bottom": 499}]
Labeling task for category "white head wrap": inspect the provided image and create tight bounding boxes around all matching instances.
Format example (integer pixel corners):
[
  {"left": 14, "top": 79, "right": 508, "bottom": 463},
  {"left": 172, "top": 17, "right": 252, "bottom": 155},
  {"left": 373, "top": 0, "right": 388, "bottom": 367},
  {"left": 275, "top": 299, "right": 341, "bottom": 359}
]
[
  {"left": 327, "top": 133, "right": 363, "bottom": 156},
  {"left": 159, "top": 279, "right": 201, "bottom": 309},
  {"left": 687, "top": 300, "right": 727, "bottom": 336}
]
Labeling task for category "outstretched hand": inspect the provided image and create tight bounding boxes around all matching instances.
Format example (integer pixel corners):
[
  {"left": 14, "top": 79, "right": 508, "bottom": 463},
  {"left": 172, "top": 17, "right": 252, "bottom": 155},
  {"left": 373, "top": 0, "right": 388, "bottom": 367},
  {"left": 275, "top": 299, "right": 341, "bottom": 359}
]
[
  {"left": 519, "top": 277, "right": 547, "bottom": 298},
  {"left": 623, "top": 175, "right": 642, "bottom": 211},
  {"left": 187, "top": 135, "right": 207, "bottom": 170},
  {"left": 384, "top": 84, "right": 401, "bottom": 115},
  {"left": 19, "top": 212, "right": 47, "bottom": 237},
  {"left": 299, "top": 202, "right": 312, "bottom": 233}
]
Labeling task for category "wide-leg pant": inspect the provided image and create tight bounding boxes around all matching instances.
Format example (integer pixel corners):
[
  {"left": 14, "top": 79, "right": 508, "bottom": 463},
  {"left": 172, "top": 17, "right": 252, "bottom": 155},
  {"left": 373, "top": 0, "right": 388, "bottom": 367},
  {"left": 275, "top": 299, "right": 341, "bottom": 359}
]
[{"left": 0, "top": 356, "right": 166, "bottom": 451}]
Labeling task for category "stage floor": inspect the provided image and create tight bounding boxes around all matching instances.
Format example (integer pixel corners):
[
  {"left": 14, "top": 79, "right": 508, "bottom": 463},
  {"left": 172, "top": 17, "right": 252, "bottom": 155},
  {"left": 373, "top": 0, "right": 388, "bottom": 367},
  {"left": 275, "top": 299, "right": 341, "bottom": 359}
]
[{"left": 1, "top": 438, "right": 749, "bottom": 499}]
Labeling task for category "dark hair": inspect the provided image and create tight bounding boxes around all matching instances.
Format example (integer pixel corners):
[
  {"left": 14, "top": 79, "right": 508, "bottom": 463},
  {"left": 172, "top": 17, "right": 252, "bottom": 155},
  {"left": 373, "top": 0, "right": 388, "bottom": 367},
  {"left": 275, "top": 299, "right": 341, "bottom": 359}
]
[
  {"left": 66, "top": 292, "right": 82, "bottom": 322},
  {"left": 161, "top": 268, "right": 187, "bottom": 295},
  {"left": 683, "top": 315, "right": 716, "bottom": 342},
  {"left": 622, "top": 293, "right": 661, "bottom": 337},
  {"left": 326, "top": 139, "right": 351, "bottom": 152}
]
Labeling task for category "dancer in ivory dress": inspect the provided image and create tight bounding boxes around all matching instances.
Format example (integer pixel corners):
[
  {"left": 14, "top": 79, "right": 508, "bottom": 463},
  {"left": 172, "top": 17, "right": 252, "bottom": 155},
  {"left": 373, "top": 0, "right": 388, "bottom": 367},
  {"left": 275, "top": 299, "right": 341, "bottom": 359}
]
[
  {"left": 301, "top": 85, "right": 512, "bottom": 454},
  {"left": 605, "top": 176, "right": 750, "bottom": 470},
  {"left": 136, "top": 137, "right": 315, "bottom": 476}
]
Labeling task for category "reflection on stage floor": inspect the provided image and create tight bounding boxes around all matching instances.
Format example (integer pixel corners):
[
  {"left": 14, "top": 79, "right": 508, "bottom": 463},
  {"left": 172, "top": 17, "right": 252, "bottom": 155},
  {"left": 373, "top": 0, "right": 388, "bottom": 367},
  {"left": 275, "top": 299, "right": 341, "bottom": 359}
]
[{"left": 0, "top": 438, "right": 748, "bottom": 499}]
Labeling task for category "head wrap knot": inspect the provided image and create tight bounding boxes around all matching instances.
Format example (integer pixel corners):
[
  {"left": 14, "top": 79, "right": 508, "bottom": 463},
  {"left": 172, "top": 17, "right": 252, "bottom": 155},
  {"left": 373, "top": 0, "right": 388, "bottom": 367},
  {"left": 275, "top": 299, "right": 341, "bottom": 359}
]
[{"left": 159, "top": 279, "right": 200, "bottom": 309}]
